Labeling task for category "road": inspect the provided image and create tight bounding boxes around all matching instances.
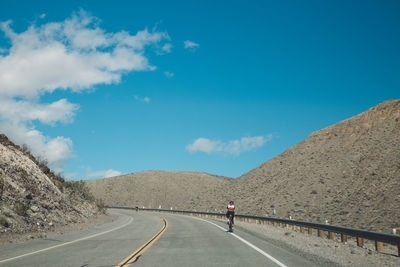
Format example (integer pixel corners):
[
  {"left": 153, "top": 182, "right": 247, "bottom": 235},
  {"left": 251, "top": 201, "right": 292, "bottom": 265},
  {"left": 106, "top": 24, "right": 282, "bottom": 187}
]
[{"left": 0, "top": 209, "right": 325, "bottom": 266}]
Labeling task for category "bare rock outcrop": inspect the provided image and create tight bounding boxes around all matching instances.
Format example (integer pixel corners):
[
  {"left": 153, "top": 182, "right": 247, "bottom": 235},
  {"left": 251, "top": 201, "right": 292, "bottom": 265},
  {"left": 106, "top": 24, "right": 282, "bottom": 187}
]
[{"left": 0, "top": 134, "right": 101, "bottom": 237}]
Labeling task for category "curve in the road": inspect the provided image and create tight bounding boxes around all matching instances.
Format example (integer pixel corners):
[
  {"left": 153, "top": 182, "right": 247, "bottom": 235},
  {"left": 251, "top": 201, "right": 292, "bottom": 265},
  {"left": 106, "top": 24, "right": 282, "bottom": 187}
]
[{"left": 117, "top": 215, "right": 168, "bottom": 267}]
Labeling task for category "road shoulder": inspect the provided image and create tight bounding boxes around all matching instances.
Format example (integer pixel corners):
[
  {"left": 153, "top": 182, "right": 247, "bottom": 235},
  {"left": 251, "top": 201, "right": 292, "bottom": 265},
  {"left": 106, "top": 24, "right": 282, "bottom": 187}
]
[{"left": 233, "top": 220, "right": 400, "bottom": 267}]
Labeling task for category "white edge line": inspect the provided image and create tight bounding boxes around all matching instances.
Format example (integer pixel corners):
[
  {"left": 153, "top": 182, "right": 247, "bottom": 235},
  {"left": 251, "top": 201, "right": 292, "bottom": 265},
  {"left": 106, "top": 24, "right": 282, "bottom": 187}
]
[
  {"left": 231, "top": 231, "right": 288, "bottom": 267},
  {"left": 0, "top": 215, "right": 133, "bottom": 264},
  {"left": 175, "top": 215, "right": 288, "bottom": 267}
]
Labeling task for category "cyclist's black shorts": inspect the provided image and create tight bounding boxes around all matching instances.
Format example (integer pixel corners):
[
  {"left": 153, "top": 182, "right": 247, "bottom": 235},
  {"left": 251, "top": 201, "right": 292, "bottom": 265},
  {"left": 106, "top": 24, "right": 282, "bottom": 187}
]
[{"left": 226, "top": 211, "right": 235, "bottom": 224}]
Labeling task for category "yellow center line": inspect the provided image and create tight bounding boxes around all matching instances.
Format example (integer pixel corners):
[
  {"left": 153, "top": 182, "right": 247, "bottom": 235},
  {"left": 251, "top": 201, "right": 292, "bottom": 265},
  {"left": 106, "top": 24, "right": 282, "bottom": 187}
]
[{"left": 116, "top": 215, "right": 168, "bottom": 266}]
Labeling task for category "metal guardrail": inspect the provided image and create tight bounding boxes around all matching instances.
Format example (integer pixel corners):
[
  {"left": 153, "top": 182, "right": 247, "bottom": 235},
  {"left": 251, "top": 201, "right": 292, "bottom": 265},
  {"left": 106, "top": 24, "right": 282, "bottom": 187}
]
[{"left": 109, "top": 206, "right": 400, "bottom": 256}]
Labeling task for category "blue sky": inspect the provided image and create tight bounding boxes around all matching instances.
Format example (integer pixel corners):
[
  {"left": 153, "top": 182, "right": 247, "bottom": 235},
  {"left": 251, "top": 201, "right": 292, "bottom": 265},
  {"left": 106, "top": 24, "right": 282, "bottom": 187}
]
[{"left": 0, "top": 1, "right": 399, "bottom": 179}]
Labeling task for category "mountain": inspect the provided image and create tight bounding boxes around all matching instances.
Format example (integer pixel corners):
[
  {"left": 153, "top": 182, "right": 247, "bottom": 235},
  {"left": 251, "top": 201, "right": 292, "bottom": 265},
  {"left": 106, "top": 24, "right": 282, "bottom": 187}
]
[
  {"left": 86, "top": 100, "right": 400, "bottom": 231},
  {"left": 86, "top": 171, "right": 232, "bottom": 212},
  {"left": 0, "top": 134, "right": 102, "bottom": 240},
  {"left": 233, "top": 99, "right": 400, "bottom": 231}
]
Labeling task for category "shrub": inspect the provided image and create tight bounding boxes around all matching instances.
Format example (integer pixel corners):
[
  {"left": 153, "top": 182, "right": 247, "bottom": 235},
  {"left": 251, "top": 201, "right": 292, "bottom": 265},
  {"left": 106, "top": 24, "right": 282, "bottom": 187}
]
[
  {"left": 66, "top": 181, "right": 95, "bottom": 202},
  {"left": 21, "top": 144, "right": 30, "bottom": 153},
  {"left": 36, "top": 157, "right": 49, "bottom": 170},
  {"left": 96, "top": 199, "right": 106, "bottom": 213},
  {"left": 0, "top": 215, "right": 10, "bottom": 227}
]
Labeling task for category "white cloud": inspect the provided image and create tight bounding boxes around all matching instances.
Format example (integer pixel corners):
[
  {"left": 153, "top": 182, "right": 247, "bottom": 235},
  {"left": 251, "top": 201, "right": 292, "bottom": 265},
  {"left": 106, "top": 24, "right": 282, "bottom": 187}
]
[
  {"left": 0, "top": 10, "right": 169, "bottom": 172},
  {"left": 184, "top": 40, "right": 199, "bottom": 50},
  {"left": 164, "top": 71, "right": 174, "bottom": 78},
  {"left": 87, "top": 169, "right": 122, "bottom": 178},
  {"left": 186, "top": 135, "right": 272, "bottom": 155},
  {"left": 0, "top": 12, "right": 168, "bottom": 98},
  {"left": 134, "top": 95, "right": 151, "bottom": 103},
  {"left": 0, "top": 98, "right": 79, "bottom": 125},
  {"left": 186, "top": 138, "right": 221, "bottom": 154},
  {"left": 161, "top": 43, "right": 172, "bottom": 53}
]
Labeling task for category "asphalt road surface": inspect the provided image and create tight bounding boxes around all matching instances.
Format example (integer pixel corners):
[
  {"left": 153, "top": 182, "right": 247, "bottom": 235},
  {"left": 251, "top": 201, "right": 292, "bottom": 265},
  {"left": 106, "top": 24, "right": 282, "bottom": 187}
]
[{"left": 0, "top": 209, "right": 325, "bottom": 266}]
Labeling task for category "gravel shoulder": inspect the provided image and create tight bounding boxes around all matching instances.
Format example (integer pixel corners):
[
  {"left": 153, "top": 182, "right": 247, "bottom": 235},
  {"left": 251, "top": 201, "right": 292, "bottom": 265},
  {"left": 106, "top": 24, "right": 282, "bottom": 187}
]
[
  {"left": 0, "top": 212, "right": 117, "bottom": 247},
  {"left": 232, "top": 220, "right": 400, "bottom": 267}
]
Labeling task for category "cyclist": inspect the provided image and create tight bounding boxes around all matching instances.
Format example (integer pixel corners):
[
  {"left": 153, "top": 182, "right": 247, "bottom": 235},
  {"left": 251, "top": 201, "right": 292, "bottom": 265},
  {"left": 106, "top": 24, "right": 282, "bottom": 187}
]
[
  {"left": 226, "top": 201, "right": 235, "bottom": 225},
  {"left": 135, "top": 204, "right": 139, "bottom": 212}
]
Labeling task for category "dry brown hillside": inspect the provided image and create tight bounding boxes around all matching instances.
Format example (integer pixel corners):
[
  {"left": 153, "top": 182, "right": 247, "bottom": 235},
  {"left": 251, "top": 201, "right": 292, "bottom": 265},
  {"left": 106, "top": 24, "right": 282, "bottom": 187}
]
[
  {"left": 233, "top": 99, "right": 400, "bottom": 232},
  {"left": 0, "top": 134, "right": 102, "bottom": 240},
  {"left": 86, "top": 100, "right": 400, "bottom": 232},
  {"left": 86, "top": 171, "right": 232, "bottom": 212}
]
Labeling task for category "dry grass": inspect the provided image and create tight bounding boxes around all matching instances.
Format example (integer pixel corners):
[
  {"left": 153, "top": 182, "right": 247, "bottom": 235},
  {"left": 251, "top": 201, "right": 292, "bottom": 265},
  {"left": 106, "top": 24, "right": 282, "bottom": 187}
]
[{"left": 0, "top": 215, "right": 10, "bottom": 227}]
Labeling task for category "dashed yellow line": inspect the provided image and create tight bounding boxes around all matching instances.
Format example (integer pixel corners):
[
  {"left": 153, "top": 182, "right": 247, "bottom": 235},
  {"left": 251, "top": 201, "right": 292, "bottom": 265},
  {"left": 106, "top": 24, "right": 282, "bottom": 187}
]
[{"left": 116, "top": 216, "right": 168, "bottom": 266}]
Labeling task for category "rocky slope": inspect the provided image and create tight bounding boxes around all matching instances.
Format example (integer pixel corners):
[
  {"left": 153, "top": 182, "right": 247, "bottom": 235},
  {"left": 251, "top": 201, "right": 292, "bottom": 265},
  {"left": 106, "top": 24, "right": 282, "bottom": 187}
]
[
  {"left": 0, "top": 134, "right": 102, "bottom": 239},
  {"left": 87, "top": 100, "right": 400, "bottom": 232},
  {"left": 233, "top": 99, "right": 400, "bottom": 231}
]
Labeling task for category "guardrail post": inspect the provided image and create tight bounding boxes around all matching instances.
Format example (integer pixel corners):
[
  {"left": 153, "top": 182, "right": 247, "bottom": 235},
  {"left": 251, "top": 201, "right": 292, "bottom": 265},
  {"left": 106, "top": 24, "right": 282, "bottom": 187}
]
[
  {"left": 374, "top": 230, "right": 384, "bottom": 252},
  {"left": 397, "top": 243, "right": 400, "bottom": 257},
  {"left": 375, "top": 240, "right": 383, "bottom": 252},
  {"left": 293, "top": 225, "right": 297, "bottom": 231},
  {"left": 328, "top": 232, "right": 334, "bottom": 240},
  {"left": 341, "top": 234, "right": 347, "bottom": 243},
  {"left": 308, "top": 228, "right": 313, "bottom": 235},
  {"left": 300, "top": 226, "right": 305, "bottom": 233},
  {"left": 318, "top": 229, "right": 324, "bottom": 238},
  {"left": 357, "top": 237, "right": 364, "bottom": 247}
]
